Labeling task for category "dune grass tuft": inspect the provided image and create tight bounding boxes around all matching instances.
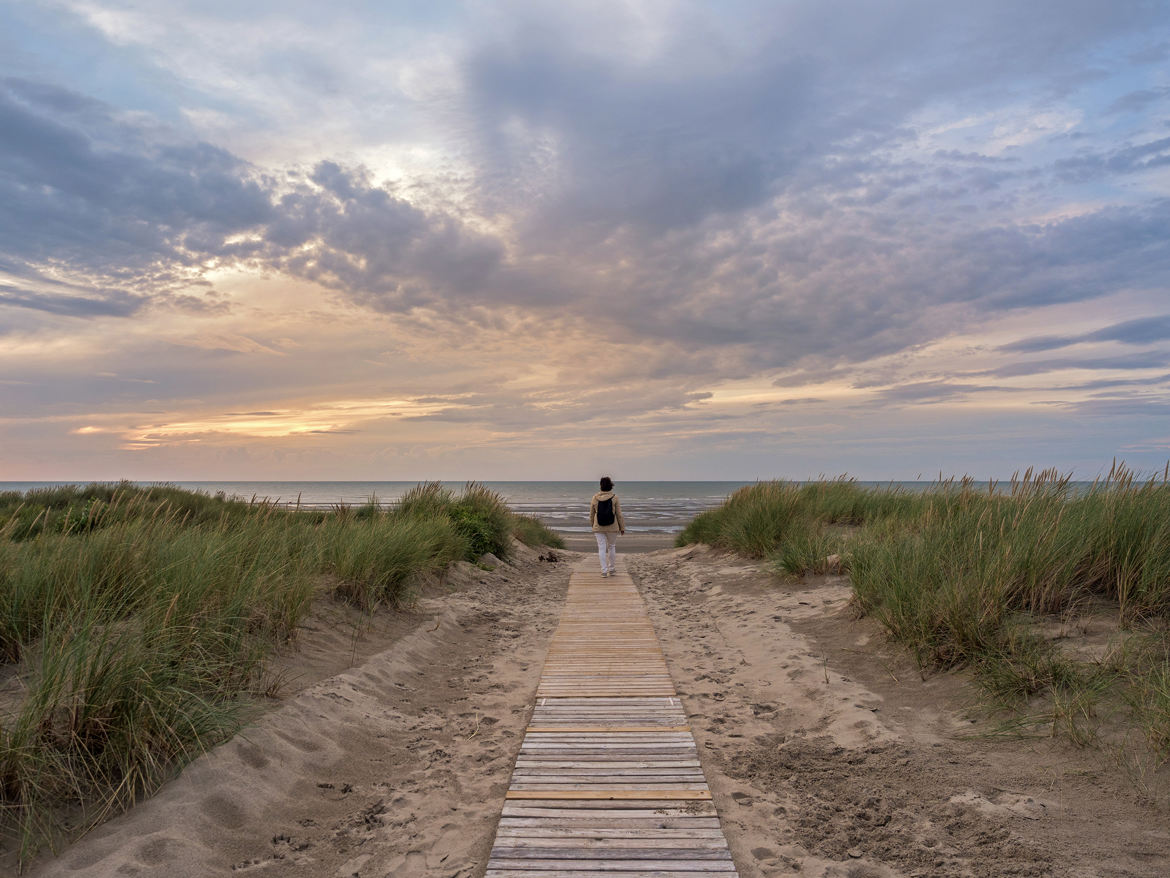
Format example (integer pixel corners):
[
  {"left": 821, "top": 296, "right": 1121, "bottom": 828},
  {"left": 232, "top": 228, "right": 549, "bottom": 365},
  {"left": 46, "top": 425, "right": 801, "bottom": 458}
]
[{"left": 512, "top": 514, "right": 566, "bottom": 550}]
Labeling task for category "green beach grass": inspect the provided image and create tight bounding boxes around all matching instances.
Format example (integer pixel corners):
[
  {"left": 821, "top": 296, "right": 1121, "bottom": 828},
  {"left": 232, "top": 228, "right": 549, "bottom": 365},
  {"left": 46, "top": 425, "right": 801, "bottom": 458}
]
[
  {"left": 0, "top": 481, "right": 561, "bottom": 862},
  {"left": 678, "top": 465, "right": 1170, "bottom": 764}
]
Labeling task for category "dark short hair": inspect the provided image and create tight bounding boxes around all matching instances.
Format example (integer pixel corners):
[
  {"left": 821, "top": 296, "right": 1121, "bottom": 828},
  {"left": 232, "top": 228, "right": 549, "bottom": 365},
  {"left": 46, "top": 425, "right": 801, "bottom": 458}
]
[{"left": 600, "top": 476, "right": 613, "bottom": 491}]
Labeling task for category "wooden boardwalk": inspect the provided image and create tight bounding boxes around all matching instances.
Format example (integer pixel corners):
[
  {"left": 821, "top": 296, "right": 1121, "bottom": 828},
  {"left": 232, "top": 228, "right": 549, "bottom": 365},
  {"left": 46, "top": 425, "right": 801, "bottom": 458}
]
[{"left": 485, "top": 565, "right": 740, "bottom": 877}]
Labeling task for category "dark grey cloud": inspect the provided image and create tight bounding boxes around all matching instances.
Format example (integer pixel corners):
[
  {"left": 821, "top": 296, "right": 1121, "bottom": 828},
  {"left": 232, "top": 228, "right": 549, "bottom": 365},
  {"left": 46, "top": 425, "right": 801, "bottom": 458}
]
[
  {"left": 0, "top": 79, "right": 503, "bottom": 317},
  {"left": 764, "top": 397, "right": 826, "bottom": 407},
  {"left": 275, "top": 161, "right": 504, "bottom": 309},
  {"left": 0, "top": 78, "right": 272, "bottom": 278},
  {"left": 1108, "top": 86, "right": 1170, "bottom": 115},
  {"left": 1127, "top": 41, "right": 1170, "bottom": 65},
  {"left": 409, "top": 385, "right": 715, "bottom": 431},
  {"left": 1093, "top": 315, "right": 1170, "bottom": 345},
  {"left": 1061, "top": 395, "right": 1170, "bottom": 418},
  {"left": 1054, "top": 136, "right": 1170, "bottom": 183},
  {"left": 1000, "top": 314, "right": 1170, "bottom": 353},
  {"left": 869, "top": 380, "right": 1013, "bottom": 404},
  {"left": 460, "top": 1, "right": 1165, "bottom": 239},
  {"left": 0, "top": 286, "right": 145, "bottom": 318},
  {"left": 1063, "top": 373, "right": 1170, "bottom": 391},
  {"left": 976, "top": 352, "right": 1170, "bottom": 379}
]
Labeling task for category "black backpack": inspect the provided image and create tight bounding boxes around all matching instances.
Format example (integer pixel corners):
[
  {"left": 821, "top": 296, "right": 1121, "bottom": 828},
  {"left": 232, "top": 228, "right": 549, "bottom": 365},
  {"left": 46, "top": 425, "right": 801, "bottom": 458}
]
[{"left": 596, "top": 496, "right": 615, "bottom": 526}]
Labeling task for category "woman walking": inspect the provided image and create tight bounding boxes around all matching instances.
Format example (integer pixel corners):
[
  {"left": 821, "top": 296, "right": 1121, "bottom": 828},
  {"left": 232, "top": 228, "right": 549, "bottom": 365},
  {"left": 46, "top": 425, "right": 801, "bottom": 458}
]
[{"left": 590, "top": 476, "right": 626, "bottom": 577}]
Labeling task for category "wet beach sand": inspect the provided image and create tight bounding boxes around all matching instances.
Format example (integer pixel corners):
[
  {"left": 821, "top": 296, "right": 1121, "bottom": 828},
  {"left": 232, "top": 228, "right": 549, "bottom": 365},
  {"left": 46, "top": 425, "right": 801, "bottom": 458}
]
[{"left": 23, "top": 542, "right": 1169, "bottom": 878}]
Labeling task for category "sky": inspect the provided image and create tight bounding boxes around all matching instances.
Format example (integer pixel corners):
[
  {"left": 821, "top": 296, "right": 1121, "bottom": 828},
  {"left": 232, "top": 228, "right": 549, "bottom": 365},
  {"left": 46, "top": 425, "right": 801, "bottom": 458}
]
[{"left": 1, "top": 0, "right": 1169, "bottom": 481}]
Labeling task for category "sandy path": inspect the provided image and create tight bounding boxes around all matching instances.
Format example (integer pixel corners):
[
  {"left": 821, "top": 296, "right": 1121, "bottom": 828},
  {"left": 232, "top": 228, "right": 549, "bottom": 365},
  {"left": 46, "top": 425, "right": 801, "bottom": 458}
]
[{"left": 27, "top": 543, "right": 1169, "bottom": 878}]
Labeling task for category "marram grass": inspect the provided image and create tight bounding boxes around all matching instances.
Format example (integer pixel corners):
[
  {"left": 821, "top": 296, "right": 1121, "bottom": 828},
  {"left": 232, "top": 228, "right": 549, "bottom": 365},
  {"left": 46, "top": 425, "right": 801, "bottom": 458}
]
[
  {"left": 0, "top": 481, "right": 560, "bottom": 864},
  {"left": 679, "top": 466, "right": 1170, "bottom": 761}
]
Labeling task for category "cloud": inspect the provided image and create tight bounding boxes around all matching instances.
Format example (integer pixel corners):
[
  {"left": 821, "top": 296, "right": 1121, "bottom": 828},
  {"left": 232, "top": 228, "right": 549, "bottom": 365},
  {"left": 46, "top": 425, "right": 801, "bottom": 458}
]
[
  {"left": 1054, "top": 136, "right": 1170, "bottom": 183},
  {"left": 1061, "top": 395, "right": 1170, "bottom": 418},
  {"left": 868, "top": 380, "right": 1013, "bottom": 404},
  {"left": 999, "top": 314, "right": 1170, "bottom": 352},
  {"left": 0, "top": 78, "right": 506, "bottom": 319},
  {"left": 5, "top": 4, "right": 1169, "bottom": 366},
  {"left": 0, "top": 286, "right": 145, "bottom": 317},
  {"left": 273, "top": 161, "right": 504, "bottom": 309},
  {"left": 457, "top": 0, "right": 1167, "bottom": 240},
  {"left": 976, "top": 352, "right": 1170, "bottom": 379},
  {"left": 1108, "top": 86, "right": 1170, "bottom": 115},
  {"left": 1062, "top": 373, "right": 1170, "bottom": 391}
]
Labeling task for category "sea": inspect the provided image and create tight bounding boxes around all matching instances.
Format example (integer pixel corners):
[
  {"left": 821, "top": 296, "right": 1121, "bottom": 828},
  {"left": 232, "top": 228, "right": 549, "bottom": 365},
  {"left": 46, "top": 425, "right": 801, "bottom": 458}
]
[{"left": 0, "top": 479, "right": 947, "bottom": 534}]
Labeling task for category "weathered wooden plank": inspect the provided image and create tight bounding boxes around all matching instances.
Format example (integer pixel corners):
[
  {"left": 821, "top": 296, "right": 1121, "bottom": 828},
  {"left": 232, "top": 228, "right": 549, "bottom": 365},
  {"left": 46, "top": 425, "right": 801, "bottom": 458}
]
[
  {"left": 510, "top": 780, "right": 710, "bottom": 786},
  {"left": 523, "top": 731, "right": 692, "bottom": 738},
  {"left": 490, "top": 847, "right": 732, "bottom": 859},
  {"left": 515, "top": 757, "right": 702, "bottom": 764},
  {"left": 506, "top": 790, "right": 712, "bottom": 800},
  {"left": 519, "top": 745, "right": 696, "bottom": 750},
  {"left": 520, "top": 743, "right": 695, "bottom": 749},
  {"left": 529, "top": 718, "right": 687, "bottom": 723},
  {"left": 526, "top": 730, "right": 687, "bottom": 735},
  {"left": 523, "top": 730, "right": 691, "bottom": 737},
  {"left": 499, "top": 811, "right": 719, "bottom": 822},
  {"left": 512, "top": 771, "right": 706, "bottom": 778},
  {"left": 486, "top": 872, "right": 738, "bottom": 878},
  {"left": 485, "top": 871, "right": 738, "bottom": 878},
  {"left": 491, "top": 838, "right": 729, "bottom": 850},
  {"left": 511, "top": 767, "right": 705, "bottom": 775},
  {"left": 517, "top": 752, "right": 699, "bottom": 759},
  {"left": 530, "top": 711, "right": 685, "bottom": 715},
  {"left": 531, "top": 708, "right": 682, "bottom": 712},
  {"left": 533, "top": 703, "right": 681, "bottom": 707},
  {"left": 508, "top": 789, "right": 709, "bottom": 796},
  {"left": 486, "top": 860, "right": 735, "bottom": 872},
  {"left": 498, "top": 823, "right": 723, "bottom": 834},
  {"left": 511, "top": 769, "right": 706, "bottom": 777},
  {"left": 513, "top": 765, "right": 705, "bottom": 772},
  {"left": 515, "top": 763, "right": 703, "bottom": 771},
  {"left": 515, "top": 754, "right": 699, "bottom": 761},
  {"left": 519, "top": 744, "right": 692, "bottom": 753},
  {"left": 498, "top": 813, "right": 719, "bottom": 823},
  {"left": 494, "top": 828, "right": 728, "bottom": 839},
  {"left": 510, "top": 781, "right": 710, "bottom": 787},
  {"left": 510, "top": 781, "right": 709, "bottom": 789},
  {"left": 500, "top": 803, "right": 717, "bottom": 814},
  {"left": 536, "top": 691, "right": 679, "bottom": 697}
]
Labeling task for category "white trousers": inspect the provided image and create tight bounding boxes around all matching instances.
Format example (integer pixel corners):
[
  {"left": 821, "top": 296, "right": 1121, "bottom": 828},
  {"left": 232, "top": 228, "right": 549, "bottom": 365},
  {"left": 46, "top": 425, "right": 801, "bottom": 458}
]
[{"left": 594, "top": 531, "right": 617, "bottom": 573}]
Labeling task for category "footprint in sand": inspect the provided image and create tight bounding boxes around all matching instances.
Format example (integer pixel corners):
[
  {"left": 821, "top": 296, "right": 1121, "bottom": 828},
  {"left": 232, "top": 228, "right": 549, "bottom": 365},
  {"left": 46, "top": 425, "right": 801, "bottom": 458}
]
[
  {"left": 235, "top": 740, "right": 270, "bottom": 769},
  {"left": 384, "top": 850, "right": 427, "bottom": 876},
  {"left": 135, "top": 836, "right": 183, "bottom": 866},
  {"left": 201, "top": 793, "right": 246, "bottom": 828}
]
